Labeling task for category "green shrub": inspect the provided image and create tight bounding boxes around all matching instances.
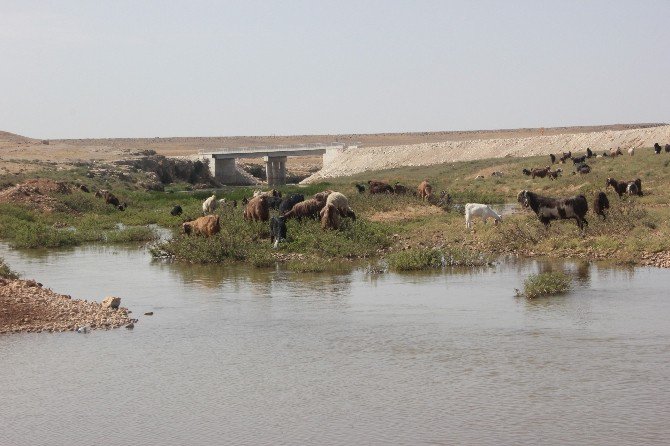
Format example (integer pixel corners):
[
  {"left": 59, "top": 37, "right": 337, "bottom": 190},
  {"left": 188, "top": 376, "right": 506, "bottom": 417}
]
[
  {"left": 386, "top": 248, "right": 444, "bottom": 271},
  {"left": 522, "top": 272, "right": 571, "bottom": 298}
]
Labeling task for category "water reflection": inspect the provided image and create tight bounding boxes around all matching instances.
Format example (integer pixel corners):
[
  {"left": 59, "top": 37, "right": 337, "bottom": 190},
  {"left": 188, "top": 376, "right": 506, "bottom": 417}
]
[{"left": 2, "top": 243, "right": 670, "bottom": 445}]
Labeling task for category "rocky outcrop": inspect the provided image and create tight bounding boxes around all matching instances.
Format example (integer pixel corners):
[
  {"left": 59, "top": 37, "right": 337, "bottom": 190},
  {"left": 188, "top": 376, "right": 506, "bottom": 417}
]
[
  {"left": 0, "top": 278, "right": 133, "bottom": 334},
  {"left": 101, "top": 296, "right": 121, "bottom": 309}
]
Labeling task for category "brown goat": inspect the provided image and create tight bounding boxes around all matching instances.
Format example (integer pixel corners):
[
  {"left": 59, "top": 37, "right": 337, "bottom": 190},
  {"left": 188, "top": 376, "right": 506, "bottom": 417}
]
[
  {"left": 320, "top": 204, "right": 341, "bottom": 230},
  {"left": 282, "top": 198, "right": 325, "bottom": 221},
  {"left": 183, "top": 215, "right": 220, "bottom": 237},
  {"left": 417, "top": 180, "right": 433, "bottom": 201},
  {"left": 531, "top": 166, "right": 551, "bottom": 178},
  {"left": 610, "top": 147, "right": 623, "bottom": 157},
  {"left": 243, "top": 195, "right": 270, "bottom": 222},
  {"left": 367, "top": 180, "right": 394, "bottom": 194}
]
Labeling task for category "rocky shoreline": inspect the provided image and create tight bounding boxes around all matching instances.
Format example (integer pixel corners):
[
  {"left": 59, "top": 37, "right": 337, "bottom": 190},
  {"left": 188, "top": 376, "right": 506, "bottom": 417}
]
[{"left": 0, "top": 278, "right": 133, "bottom": 334}]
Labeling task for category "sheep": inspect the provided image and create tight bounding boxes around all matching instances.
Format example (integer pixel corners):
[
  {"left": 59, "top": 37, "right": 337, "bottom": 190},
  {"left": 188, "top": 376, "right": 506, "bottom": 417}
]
[
  {"left": 270, "top": 216, "right": 287, "bottom": 248},
  {"left": 183, "top": 215, "right": 220, "bottom": 237},
  {"left": 253, "top": 189, "right": 281, "bottom": 198},
  {"left": 550, "top": 154, "right": 556, "bottom": 164},
  {"left": 517, "top": 190, "right": 589, "bottom": 230},
  {"left": 464, "top": 203, "right": 502, "bottom": 229},
  {"left": 531, "top": 166, "right": 551, "bottom": 178},
  {"left": 243, "top": 195, "right": 270, "bottom": 222},
  {"left": 202, "top": 194, "right": 217, "bottom": 214},
  {"left": 282, "top": 198, "right": 325, "bottom": 221},
  {"left": 355, "top": 183, "right": 366, "bottom": 194},
  {"left": 278, "top": 194, "right": 304, "bottom": 214},
  {"left": 417, "top": 180, "right": 433, "bottom": 201},
  {"left": 170, "top": 205, "right": 183, "bottom": 216},
  {"left": 320, "top": 203, "right": 341, "bottom": 230},
  {"left": 593, "top": 192, "right": 610, "bottom": 219},
  {"left": 325, "top": 192, "right": 356, "bottom": 220},
  {"left": 628, "top": 147, "right": 635, "bottom": 156},
  {"left": 654, "top": 143, "right": 662, "bottom": 154},
  {"left": 313, "top": 190, "right": 333, "bottom": 203}
]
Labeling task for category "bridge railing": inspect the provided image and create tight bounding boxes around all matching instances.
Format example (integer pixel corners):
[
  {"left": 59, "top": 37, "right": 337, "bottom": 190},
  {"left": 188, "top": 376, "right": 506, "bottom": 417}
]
[{"left": 199, "top": 142, "right": 345, "bottom": 155}]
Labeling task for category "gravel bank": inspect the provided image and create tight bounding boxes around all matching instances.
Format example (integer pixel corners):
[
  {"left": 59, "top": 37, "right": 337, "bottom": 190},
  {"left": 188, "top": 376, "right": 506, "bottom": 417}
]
[
  {"left": 0, "top": 278, "right": 132, "bottom": 334},
  {"left": 303, "top": 125, "right": 670, "bottom": 182}
]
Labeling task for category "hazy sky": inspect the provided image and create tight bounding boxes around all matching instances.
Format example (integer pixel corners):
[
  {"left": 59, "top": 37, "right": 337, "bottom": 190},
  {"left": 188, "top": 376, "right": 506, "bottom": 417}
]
[{"left": 1, "top": 0, "right": 669, "bottom": 138}]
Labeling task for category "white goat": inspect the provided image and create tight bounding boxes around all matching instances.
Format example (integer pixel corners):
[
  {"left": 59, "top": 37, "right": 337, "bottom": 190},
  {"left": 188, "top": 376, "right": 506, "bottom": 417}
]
[
  {"left": 202, "top": 194, "right": 217, "bottom": 214},
  {"left": 628, "top": 147, "right": 635, "bottom": 156},
  {"left": 465, "top": 203, "right": 502, "bottom": 229}
]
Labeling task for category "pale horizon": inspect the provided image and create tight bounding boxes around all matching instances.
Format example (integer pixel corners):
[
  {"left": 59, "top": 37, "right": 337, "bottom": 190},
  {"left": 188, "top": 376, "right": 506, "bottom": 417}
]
[{"left": 2, "top": 0, "right": 669, "bottom": 139}]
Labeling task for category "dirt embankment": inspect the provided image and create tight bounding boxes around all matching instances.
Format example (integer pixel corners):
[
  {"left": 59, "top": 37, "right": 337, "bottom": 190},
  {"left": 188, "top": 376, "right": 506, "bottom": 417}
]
[
  {"left": 303, "top": 125, "right": 670, "bottom": 183},
  {"left": 0, "top": 278, "right": 132, "bottom": 334}
]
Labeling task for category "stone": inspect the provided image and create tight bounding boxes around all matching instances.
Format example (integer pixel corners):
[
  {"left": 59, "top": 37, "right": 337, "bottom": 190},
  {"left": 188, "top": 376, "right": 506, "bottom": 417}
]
[
  {"left": 101, "top": 296, "right": 121, "bottom": 309},
  {"left": 144, "top": 311, "right": 153, "bottom": 316}
]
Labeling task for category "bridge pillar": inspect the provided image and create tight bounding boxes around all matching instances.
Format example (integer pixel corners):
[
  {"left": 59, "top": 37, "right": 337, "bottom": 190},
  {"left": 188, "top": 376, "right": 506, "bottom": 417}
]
[
  {"left": 264, "top": 156, "right": 287, "bottom": 186},
  {"left": 211, "top": 157, "right": 237, "bottom": 184}
]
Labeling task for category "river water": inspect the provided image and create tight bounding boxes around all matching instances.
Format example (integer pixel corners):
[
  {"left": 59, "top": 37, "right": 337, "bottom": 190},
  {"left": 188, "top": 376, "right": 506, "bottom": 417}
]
[{"left": 1, "top": 244, "right": 669, "bottom": 445}]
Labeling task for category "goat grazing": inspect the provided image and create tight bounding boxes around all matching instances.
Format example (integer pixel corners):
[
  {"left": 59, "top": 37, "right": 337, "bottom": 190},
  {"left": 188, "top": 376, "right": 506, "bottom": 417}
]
[
  {"left": 320, "top": 204, "right": 341, "bottom": 230},
  {"left": 517, "top": 190, "right": 589, "bottom": 230},
  {"left": 550, "top": 154, "right": 556, "bottom": 164},
  {"left": 531, "top": 166, "right": 551, "bottom": 178},
  {"left": 572, "top": 155, "right": 587, "bottom": 165},
  {"left": 417, "top": 180, "right": 433, "bottom": 201},
  {"left": 559, "top": 151, "right": 572, "bottom": 163},
  {"left": 586, "top": 148, "right": 593, "bottom": 158},
  {"left": 368, "top": 180, "right": 394, "bottom": 194},
  {"left": 243, "top": 195, "right": 270, "bottom": 222},
  {"left": 325, "top": 192, "right": 356, "bottom": 220},
  {"left": 464, "top": 203, "right": 502, "bottom": 229},
  {"left": 593, "top": 192, "right": 610, "bottom": 219},
  {"left": 606, "top": 177, "right": 642, "bottom": 198},
  {"left": 355, "top": 183, "right": 366, "bottom": 194},
  {"left": 548, "top": 168, "right": 562, "bottom": 180},
  {"left": 183, "top": 215, "right": 220, "bottom": 237},
  {"left": 576, "top": 164, "right": 591, "bottom": 174},
  {"left": 270, "top": 216, "right": 287, "bottom": 248},
  {"left": 278, "top": 194, "right": 305, "bottom": 214},
  {"left": 522, "top": 168, "right": 532, "bottom": 176},
  {"left": 282, "top": 198, "right": 325, "bottom": 221},
  {"left": 394, "top": 182, "right": 409, "bottom": 194},
  {"left": 202, "top": 194, "right": 217, "bottom": 214}
]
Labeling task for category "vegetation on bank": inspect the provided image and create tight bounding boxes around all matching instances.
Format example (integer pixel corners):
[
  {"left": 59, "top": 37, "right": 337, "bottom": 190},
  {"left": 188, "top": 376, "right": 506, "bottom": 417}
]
[
  {"left": 0, "top": 257, "right": 19, "bottom": 279},
  {"left": 519, "top": 272, "right": 572, "bottom": 298},
  {"left": 1, "top": 144, "right": 670, "bottom": 268}
]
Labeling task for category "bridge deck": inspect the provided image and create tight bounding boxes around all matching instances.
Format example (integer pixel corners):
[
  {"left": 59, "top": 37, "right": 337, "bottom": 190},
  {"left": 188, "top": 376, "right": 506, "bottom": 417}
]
[{"left": 202, "top": 143, "right": 343, "bottom": 159}]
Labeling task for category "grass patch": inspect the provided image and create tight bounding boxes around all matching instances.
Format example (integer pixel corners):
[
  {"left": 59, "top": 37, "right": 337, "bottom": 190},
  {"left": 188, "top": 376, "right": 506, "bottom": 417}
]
[
  {"left": 286, "top": 258, "right": 329, "bottom": 273},
  {"left": 0, "top": 258, "right": 19, "bottom": 279},
  {"left": 387, "top": 248, "right": 444, "bottom": 271},
  {"left": 520, "top": 272, "right": 571, "bottom": 298}
]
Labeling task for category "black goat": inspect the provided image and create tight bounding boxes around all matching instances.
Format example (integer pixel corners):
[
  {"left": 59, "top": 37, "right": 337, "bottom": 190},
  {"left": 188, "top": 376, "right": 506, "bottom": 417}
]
[
  {"left": 593, "top": 192, "right": 609, "bottom": 219},
  {"left": 278, "top": 194, "right": 305, "bottom": 214},
  {"left": 586, "top": 148, "right": 593, "bottom": 158},
  {"left": 572, "top": 155, "right": 587, "bottom": 164},
  {"left": 355, "top": 183, "right": 366, "bottom": 194},
  {"left": 170, "top": 205, "right": 183, "bottom": 216},
  {"left": 270, "top": 216, "right": 287, "bottom": 248},
  {"left": 550, "top": 154, "right": 556, "bottom": 164},
  {"left": 517, "top": 190, "right": 589, "bottom": 230},
  {"left": 654, "top": 143, "right": 662, "bottom": 154}
]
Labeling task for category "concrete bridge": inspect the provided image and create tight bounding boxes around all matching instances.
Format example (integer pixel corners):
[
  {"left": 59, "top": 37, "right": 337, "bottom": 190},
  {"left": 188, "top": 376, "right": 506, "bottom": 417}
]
[{"left": 201, "top": 143, "right": 347, "bottom": 185}]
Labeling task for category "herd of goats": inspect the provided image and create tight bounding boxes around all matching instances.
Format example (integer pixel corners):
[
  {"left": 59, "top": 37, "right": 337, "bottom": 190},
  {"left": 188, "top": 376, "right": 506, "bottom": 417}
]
[{"left": 89, "top": 141, "right": 670, "bottom": 247}]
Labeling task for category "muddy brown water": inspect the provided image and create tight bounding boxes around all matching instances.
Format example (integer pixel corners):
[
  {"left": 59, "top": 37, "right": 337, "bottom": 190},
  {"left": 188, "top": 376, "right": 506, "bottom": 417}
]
[{"left": 1, "top": 244, "right": 669, "bottom": 445}]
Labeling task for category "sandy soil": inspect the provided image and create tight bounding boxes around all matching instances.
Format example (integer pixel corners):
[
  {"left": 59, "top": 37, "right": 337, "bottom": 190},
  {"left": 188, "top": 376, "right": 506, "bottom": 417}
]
[{"left": 2, "top": 123, "right": 665, "bottom": 176}]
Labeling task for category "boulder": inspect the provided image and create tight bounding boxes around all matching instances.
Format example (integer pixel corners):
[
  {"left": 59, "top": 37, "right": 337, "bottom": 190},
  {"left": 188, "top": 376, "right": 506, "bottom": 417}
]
[{"left": 101, "top": 296, "right": 121, "bottom": 309}]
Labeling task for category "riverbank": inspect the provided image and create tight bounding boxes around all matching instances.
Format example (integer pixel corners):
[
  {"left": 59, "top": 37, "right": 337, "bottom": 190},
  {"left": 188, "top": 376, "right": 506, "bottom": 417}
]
[{"left": 0, "top": 277, "right": 132, "bottom": 334}]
